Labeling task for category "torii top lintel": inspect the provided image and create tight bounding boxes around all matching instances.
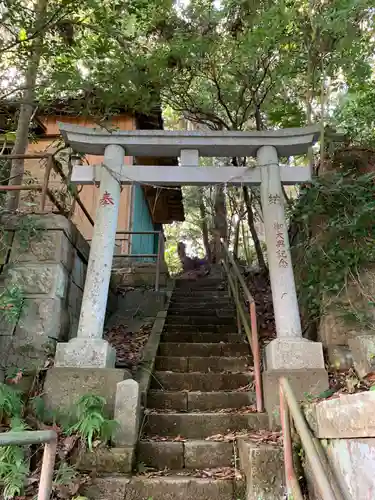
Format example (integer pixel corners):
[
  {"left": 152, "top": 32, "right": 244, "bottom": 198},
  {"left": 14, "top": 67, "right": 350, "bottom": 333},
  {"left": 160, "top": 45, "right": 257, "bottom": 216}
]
[{"left": 58, "top": 123, "right": 320, "bottom": 158}]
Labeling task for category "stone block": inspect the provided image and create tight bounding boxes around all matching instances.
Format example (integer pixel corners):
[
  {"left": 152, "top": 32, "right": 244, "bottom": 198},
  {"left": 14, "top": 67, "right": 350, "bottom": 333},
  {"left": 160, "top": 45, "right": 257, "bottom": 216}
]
[
  {"left": 307, "top": 392, "right": 375, "bottom": 439},
  {"left": 184, "top": 440, "right": 233, "bottom": 469},
  {"left": 114, "top": 379, "right": 141, "bottom": 447},
  {"left": 84, "top": 476, "right": 130, "bottom": 500},
  {"left": 265, "top": 338, "right": 325, "bottom": 371},
  {"left": 10, "top": 230, "right": 74, "bottom": 270},
  {"left": 54, "top": 338, "right": 116, "bottom": 368},
  {"left": 263, "top": 368, "right": 328, "bottom": 428},
  {"left": 187, "top": 391, "right": 253, "bottom": 411},
  {"left": 138, "top": 441, "right": 184, "bottom": 469},
  {"left": 44, "top": 367, "right": 128, "bottom": 416},
  {"left": 327, "top": 345, "right": 353, "bottom": 371},
  {"left": 348, "top": 335, "right": 375, "bottom": 378},
  {"left": 75, "top": 446, "right": 134, "bottom": 473},
  {"left": 238, "top": 438, "right": 285, "bottom": 500},
  {"left": 3, "top": 297, "right": 69, "bottom": 371},
  {"left": 2, "top": 263, "right": 68, "bottom": 298}
]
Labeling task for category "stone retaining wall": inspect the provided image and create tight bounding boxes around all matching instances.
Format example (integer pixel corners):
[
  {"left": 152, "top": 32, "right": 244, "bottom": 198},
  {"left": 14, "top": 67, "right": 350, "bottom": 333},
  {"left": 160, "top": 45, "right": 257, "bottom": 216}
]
[
  {"left": 304, "top": 392, "right": 375, "bottom": 500},
  {"left": 0, "top": 214, "right": 103, "bottom": 374}
]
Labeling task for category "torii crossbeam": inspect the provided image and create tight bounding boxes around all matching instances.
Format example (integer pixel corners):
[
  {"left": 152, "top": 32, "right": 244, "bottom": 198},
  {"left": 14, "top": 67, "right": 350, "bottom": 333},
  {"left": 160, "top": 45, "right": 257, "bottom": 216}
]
[{"left": 55, "top": 123, "right": 328, "bottom": 415}]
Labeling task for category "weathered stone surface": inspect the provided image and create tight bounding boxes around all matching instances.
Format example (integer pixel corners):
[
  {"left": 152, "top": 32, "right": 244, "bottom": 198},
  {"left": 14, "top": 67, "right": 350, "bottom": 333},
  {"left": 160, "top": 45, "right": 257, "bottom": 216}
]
[
  {"left": 158, "top": 342, "right": 222, "bottom": 357},
  {"left": 1, "top": 214, "right": 90, "bottom": 261},
  {"left": 327, "top": 345, "right": 353, "bottom": 371},
  {"left": 138, "top": 441, "right": 184, "bottom": 469},
  {"left": 348, "top": 335, "right": 375, "bottom": 378},
  {"left": 238, "top": 438, "right": 285, "bottom": 500},
  {"left": 325, "top": 438, "right": 375, "bottom": 500},
  {"left": 10, "top": 230, "right": 74, "bottom": 269},
  {"left": 44, "top": 367, "right": 128, "bottom": 416},
  {"left": 144, "top": 412, "right": 268, "bottom": 439},
  {"left": 54, "top": 338, "right": 116, "bottom": 368},
  {"left": 151, "top": 371, "right": 253, "bottom": 391},
  {"left": 187, "top": 391, "right": 253, "bottom": 411},
  {"left": 114, "top": 379, "right": 141, "bottom": 447},
  {"left": 75, "top": 446, "right": 134, "bottom": 473},
  {"left": 265, "top": 338, "right": 325, "bottom": 371},
  {"left": 147, "top": 391, "right": 188, "bottom": 411},
  {"left": 123, "top": 476, "right": 237, "bottom": 500},
  {"left": 2, "top": 298, "right": 68, "bottom": 371},
  {"left": 2, "top": 263, "right": 68, "bottom": 298},
  {"left": 71, "top": 250, "right": 87, "bottom": 289},
  {"left": 188, "top": 356, "right": 250, "bottom": 373},
  {"left": 84, "top": 476, "right": 130, "bottom": 500},
  {"left": 263, "top": 368, "right": 328, "bottom": 428},
  {"left": 184, "top": 440, "right": 233, "bottom": 468},
  {"left": 67, "top": 281, "right": 83, "bottom": 316},
  {"left": 307, "top": 392, "right": 375, "bottom": 439},
  {"left": 155, "top": 356, "right": 188, "bottom": 372}
]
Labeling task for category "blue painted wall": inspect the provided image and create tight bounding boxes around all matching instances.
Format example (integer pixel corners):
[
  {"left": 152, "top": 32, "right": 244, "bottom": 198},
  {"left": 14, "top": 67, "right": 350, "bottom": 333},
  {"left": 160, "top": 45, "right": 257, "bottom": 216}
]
[{"left": 131, "top": 186, "right": 159, "bottom": 261}]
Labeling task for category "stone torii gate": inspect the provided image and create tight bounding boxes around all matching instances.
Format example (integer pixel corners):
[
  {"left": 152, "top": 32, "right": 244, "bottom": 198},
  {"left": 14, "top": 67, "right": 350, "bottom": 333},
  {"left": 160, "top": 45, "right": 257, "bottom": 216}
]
[{"left": 55, "top": 123, "right": 328, "bottom": 411}]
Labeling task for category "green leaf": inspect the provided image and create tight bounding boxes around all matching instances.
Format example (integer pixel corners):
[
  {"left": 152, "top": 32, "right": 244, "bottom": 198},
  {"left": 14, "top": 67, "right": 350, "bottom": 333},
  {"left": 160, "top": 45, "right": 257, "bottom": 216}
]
[{"left": 18, "top": 28, "right": 27, "bottom": 42}]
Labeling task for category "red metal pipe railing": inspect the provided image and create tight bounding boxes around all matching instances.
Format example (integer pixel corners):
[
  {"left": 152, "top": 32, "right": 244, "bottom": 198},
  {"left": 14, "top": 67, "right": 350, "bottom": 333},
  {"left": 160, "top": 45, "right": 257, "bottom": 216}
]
[
  {"left": 279, "top": 377, "right": 344, "bottom": 500},
  {"left": 221, "top": 240, "right": 263, "bottom": 412}
]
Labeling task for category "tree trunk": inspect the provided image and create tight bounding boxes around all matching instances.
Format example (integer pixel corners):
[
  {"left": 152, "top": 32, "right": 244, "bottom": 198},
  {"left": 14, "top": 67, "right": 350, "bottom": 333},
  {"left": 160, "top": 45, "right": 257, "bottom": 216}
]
[
  {"left": 212, "top": 184, "right": 227, "bottom": 263},
  {"left": 241, "top": 221, "right": 251, "bottom": 265},
  {"left": 233, "top": 219, "right": 240, "bottom": 260},
  {"left": 243, "top": 186, "right": 267, "bottom": 270},
  {"left": 6, "top": 0, "right": 48, "bottom": 211},
  {"left": 199, "top": 192, "right": 212, "bottom": 263}
]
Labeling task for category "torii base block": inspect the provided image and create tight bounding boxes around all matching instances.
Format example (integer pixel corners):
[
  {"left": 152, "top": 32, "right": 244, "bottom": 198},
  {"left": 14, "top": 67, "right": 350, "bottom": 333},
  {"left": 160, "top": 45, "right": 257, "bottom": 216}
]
[{"left": 263, "top": 339, "right": 328, "bottom": 428}]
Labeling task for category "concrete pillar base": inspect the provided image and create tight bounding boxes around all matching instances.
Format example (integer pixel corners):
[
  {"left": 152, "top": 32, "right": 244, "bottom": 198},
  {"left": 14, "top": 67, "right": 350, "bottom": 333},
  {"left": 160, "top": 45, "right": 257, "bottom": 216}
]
[
  {"left": 54, "top": 338, "right": 116, "bottom": 368},
  {"left": 263, "top": 338, "right": 328, "bottom": 428},
  {"left": 263, "top": 368, "right": 329, "bottom": 428},
  {"left": 265, "top": 338, "right": 325, "bottom": 370}
]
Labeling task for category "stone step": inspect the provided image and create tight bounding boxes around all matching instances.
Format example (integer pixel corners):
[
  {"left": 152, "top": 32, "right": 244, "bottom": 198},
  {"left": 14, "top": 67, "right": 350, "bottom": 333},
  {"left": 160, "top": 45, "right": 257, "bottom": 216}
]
[
  {"left": 138, "top": 439, "right": 234, "bottom": 470},
  {"left": 147, "top": 390, "right": 254, "bottom": 411},
  {"left": 100, "top": 476, "right": 245, "bottom": 500},
  {"left": 163, "top": 324, "right": 238, "bottom": 333},
  {"left": 151, "top": 372, "right": 253, "bottom": 391},
  {"left": 144, "top": 412, "right": 268, "bottom": 438},
  {"left": 171, "top": 291, "right": 230, "bottom": 299},
  {"left": 167, "top": 308, "right": 235, "bottom": 317},
  {"left": 160, "top": 332, "right": 243, "bottom": 343},
  {"left": 155, "top": 356, "right": 251, "bottom": 373},
  {"left": 158, "top": 342, "right": 251, "bottom": 357},
  {"left": 165, "top": 316, "right": 236, "bottom": 325}
]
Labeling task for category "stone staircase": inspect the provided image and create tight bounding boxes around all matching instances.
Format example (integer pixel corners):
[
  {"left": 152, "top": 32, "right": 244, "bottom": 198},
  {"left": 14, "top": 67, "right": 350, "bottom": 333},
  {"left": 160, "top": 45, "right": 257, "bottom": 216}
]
[{"left": 131, "top": 276, "right": 270, "bottom": 499}]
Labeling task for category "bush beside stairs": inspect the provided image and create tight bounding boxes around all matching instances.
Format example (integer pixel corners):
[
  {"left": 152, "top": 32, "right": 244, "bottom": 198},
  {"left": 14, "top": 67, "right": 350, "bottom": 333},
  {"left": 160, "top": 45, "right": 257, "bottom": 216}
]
[{"left": 88, "top": 276, "right": 285, "bottom": 500}]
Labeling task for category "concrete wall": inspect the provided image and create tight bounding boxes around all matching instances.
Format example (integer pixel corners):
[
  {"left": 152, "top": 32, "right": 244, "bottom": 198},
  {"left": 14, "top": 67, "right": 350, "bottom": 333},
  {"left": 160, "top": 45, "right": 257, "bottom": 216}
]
[{"left": 0, "top": 214, "right": 92, "bottom": 373}]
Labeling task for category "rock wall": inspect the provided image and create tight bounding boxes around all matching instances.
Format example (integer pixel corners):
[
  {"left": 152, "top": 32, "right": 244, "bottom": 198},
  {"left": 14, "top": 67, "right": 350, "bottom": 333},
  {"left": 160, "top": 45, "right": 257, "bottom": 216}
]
[{"left": 0, "top": 214, "right": 90, "bottom": 373}]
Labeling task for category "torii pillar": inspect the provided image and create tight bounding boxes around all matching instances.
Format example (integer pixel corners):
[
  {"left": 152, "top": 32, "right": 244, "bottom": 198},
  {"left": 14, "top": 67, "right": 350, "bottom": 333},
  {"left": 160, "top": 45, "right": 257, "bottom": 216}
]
[{"left": 55, "top": 123, "right": 328, "bottom": 418}]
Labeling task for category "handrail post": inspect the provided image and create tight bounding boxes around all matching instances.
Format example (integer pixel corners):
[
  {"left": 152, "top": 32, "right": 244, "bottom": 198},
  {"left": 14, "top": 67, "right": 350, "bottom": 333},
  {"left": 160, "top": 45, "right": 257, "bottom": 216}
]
[
  {"left": 155, "top": 231, "right": 162, "bottom": 292},
  {"left": 38, "top": 437, "right": 58, "bottom": 500},
  {"left": 250, "top": 301, "right": 263, "bottom": 412},
  {"left": 280, "top": 383, "right": 303, "bottom": 500},
  {"left": 234, "top": 274, "right": 241, "bottom": 335}
]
